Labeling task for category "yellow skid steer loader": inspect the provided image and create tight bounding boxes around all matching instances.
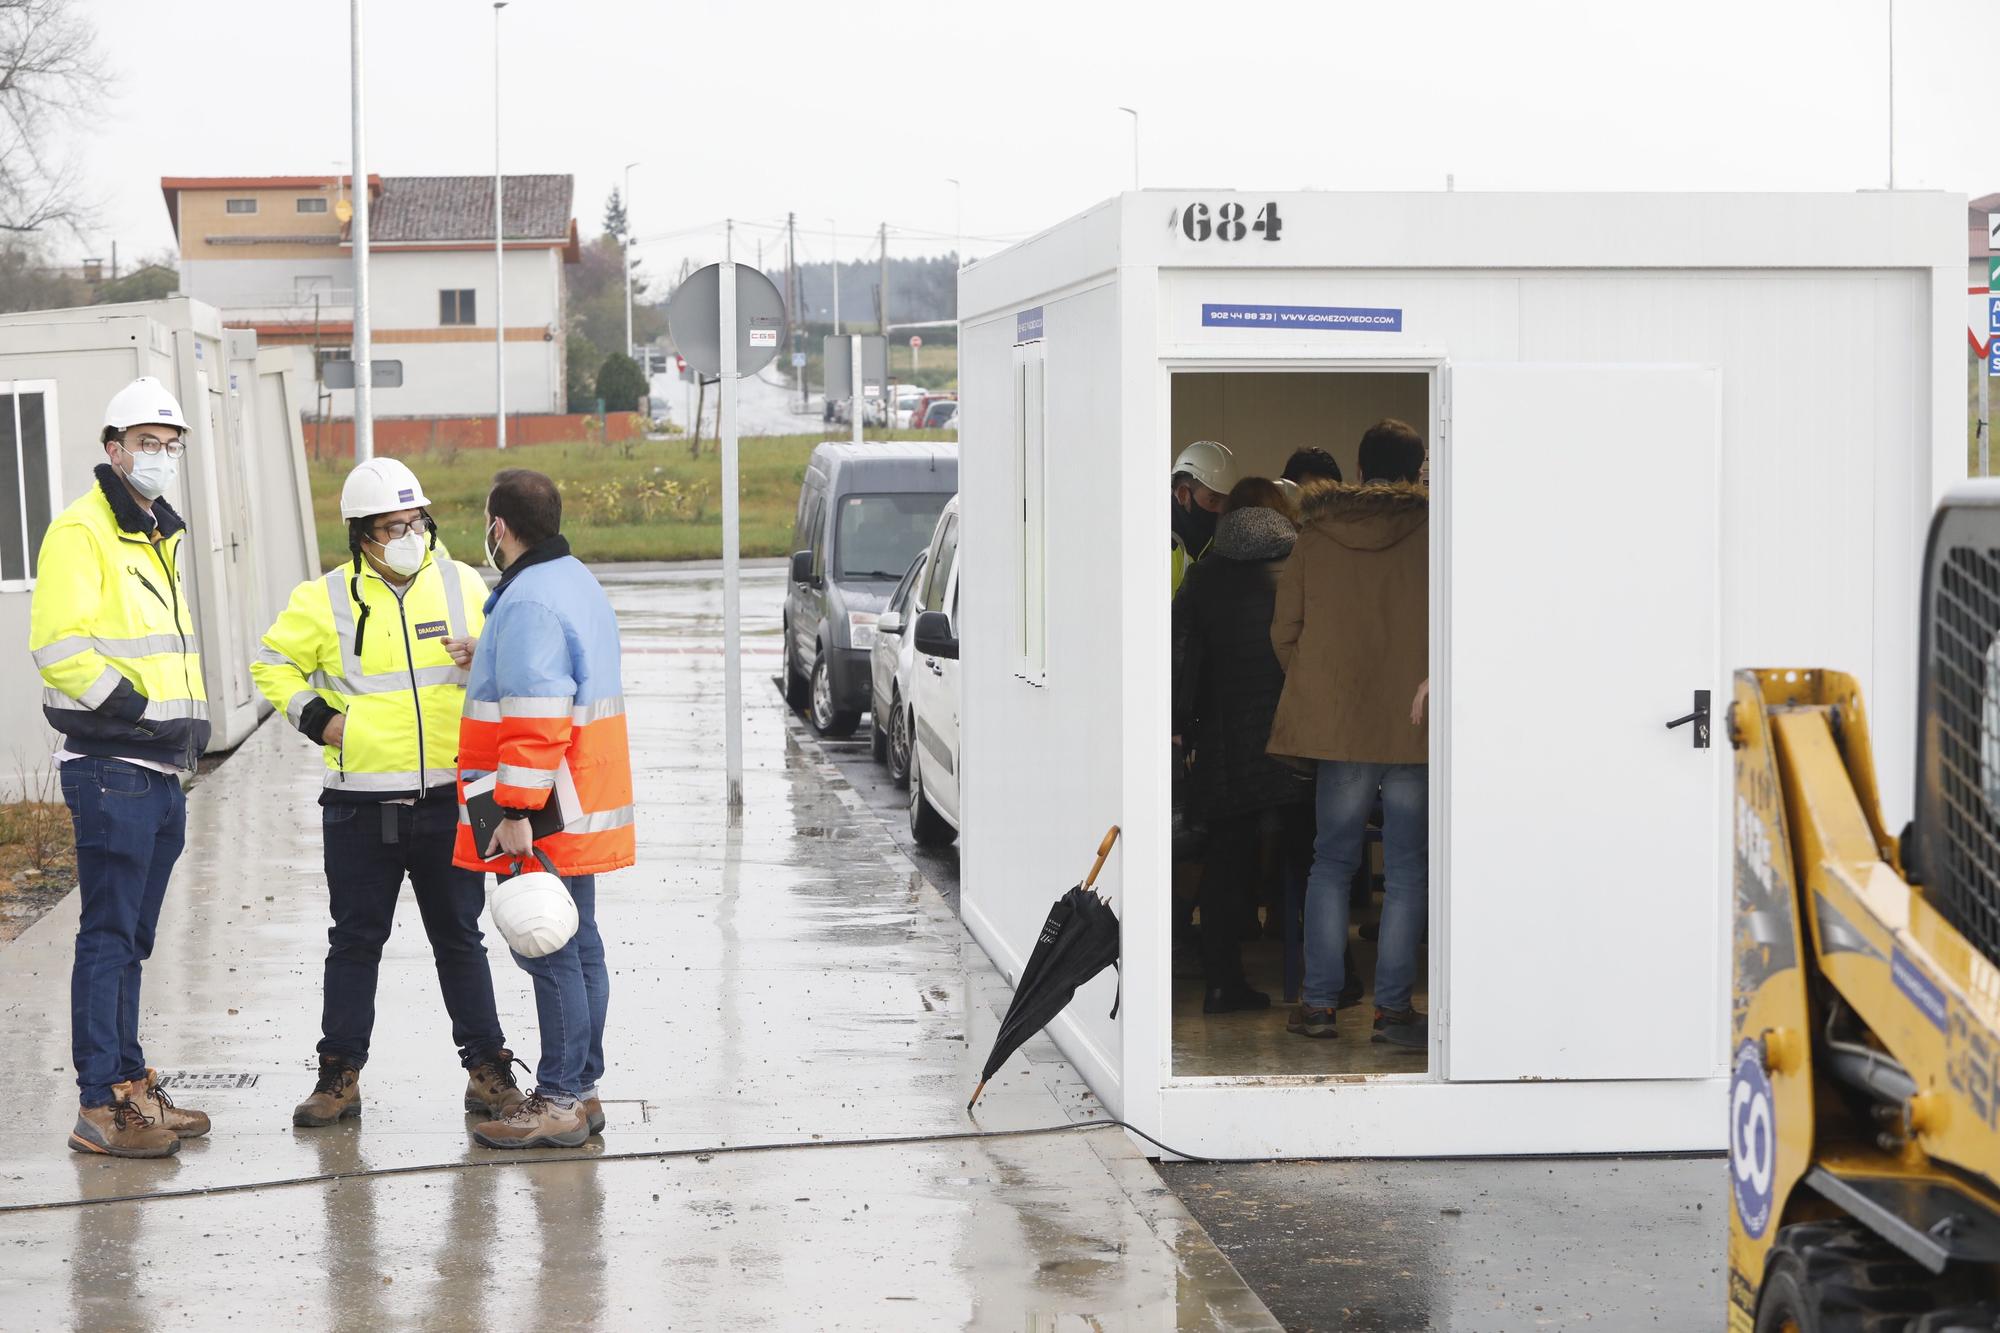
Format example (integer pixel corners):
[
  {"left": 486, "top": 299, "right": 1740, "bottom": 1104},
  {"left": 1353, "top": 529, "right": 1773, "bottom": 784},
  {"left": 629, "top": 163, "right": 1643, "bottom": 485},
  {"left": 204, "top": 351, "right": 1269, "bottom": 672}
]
[{"left": 1731, "top": 484, "right": 2000, "bottom": 1331}]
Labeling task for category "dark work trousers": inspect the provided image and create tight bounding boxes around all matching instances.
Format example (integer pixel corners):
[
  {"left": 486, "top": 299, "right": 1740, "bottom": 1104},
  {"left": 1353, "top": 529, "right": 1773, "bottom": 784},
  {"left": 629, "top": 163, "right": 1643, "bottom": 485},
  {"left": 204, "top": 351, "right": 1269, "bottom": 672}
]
[
  {"left": 62, "top": 757, "right": 186, "bottom": 1107},
  {"left": 1200, "top": 809, "right": 1308, "bottom": 989},
  {"left": 319, "top": 792, "right": 505, "bottom": 1069}
]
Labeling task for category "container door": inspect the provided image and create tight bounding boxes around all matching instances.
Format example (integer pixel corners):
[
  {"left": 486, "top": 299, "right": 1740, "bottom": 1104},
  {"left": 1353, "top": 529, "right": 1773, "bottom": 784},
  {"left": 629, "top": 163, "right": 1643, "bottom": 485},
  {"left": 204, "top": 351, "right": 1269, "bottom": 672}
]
[{"left": 1445, "top": 363, "right": 1720, "bottom": 1082}]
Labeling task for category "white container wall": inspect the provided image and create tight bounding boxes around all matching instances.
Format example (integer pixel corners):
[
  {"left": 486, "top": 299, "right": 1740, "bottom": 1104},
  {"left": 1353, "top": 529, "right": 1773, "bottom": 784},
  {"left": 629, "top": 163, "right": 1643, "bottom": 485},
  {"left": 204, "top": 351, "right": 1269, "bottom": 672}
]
[
  {"left": 956, "top": 191, "right": 1963, "bottom": 1159},
  {"left": 0, "top": 298, "right": 316, "bottom": 798}
]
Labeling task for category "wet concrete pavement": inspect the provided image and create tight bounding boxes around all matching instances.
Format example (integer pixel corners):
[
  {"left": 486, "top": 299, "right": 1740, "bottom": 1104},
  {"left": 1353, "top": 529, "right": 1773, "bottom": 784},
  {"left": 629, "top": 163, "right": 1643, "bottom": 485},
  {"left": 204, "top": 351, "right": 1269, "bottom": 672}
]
[
  {"left": 0, "top": 566, "right": 1277, "bottom": 1330},
  {"left": 814, "top": 682, "right": 1729, "bottom": 1331}
]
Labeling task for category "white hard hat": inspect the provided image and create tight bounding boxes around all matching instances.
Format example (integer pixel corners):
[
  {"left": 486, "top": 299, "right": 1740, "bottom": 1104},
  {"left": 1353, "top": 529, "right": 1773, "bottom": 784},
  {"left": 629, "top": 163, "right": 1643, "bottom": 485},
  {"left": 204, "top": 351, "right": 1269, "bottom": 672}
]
[
  {"left": 488, "top": 851, "right": 578, "bottom": 958},
  {"left": 1172, "top": 439, "right": 1236, "bottom": 494},
  {"left": 103, "top": 377, "right": 187, "bottom": 435},
  {"left": 1273, "top": 477, "right": 1302, "bottom": 509},
  {"left": 340, "top": 457, "right": 431, "bottom": 520}
]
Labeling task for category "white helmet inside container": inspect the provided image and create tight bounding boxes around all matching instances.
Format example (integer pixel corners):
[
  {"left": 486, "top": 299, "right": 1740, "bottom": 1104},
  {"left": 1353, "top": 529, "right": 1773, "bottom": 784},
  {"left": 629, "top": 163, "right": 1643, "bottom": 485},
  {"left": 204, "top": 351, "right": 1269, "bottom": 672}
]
[
  {"left": 487, "top": 850, "right": 578, "bottom": 958},
  {"left": 340, "top": 457, "right": 432, "bottom": 519},
  {"left": 1172, "top": 439, "right": 1236, "bottom": 495},
  {"left": 102, "top": 377, "right": 188, "bottom": 439}
]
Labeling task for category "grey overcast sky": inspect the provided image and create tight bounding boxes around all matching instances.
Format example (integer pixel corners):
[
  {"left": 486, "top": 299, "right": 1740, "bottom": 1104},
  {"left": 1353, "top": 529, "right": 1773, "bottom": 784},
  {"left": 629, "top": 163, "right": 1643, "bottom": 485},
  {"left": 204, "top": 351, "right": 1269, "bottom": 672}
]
[{"left": 70, "top": 0, "right": 1993, "bottom": 280}]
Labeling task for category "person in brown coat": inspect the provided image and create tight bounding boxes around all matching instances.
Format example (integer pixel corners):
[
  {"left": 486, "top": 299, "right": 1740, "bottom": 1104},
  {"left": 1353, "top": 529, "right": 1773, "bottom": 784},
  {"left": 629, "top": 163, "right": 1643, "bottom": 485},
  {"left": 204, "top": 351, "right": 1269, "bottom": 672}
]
[{"left": 1268, "top": 419, "right": 1430, "bottom": 1047}]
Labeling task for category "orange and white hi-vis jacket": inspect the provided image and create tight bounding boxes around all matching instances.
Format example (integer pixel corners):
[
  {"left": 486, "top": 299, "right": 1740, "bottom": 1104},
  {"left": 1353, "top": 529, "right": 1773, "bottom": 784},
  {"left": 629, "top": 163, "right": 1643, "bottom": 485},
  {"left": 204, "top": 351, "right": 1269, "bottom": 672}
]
[{"left": 454, "top": 542, "right": 634, "bottom": 876}]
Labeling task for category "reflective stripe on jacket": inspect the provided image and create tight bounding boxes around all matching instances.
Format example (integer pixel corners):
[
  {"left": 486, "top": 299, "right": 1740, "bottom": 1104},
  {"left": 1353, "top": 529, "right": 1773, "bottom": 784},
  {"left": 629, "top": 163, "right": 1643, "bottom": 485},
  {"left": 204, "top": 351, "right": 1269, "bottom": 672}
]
[
  {"left": 455, "top": 551, "right": 633, "bottom": 876},
  {"left": 30, "top": 467, "right": 208, "bottom": 771},
  {"left": 250, "top": 552, "right": 484, "bottom": 799}
]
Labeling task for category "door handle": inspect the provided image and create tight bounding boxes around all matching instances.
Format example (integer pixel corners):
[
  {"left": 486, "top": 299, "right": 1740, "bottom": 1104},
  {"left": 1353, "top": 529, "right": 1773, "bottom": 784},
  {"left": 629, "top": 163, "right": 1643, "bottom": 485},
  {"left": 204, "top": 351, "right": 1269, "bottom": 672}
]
[
  {"left": 927, "top": 660, "right": 943, "bottom": 676},
  {"left": 1665, "top": 689, "right": 1711, "bottom": 749}
]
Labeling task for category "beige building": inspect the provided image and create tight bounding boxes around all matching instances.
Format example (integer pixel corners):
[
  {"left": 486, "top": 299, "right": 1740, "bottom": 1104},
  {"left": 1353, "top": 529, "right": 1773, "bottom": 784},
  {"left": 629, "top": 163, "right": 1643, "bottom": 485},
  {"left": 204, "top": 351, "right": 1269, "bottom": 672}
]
[{"left": 161, "top": 174, "right": 579, "bottom": 418}]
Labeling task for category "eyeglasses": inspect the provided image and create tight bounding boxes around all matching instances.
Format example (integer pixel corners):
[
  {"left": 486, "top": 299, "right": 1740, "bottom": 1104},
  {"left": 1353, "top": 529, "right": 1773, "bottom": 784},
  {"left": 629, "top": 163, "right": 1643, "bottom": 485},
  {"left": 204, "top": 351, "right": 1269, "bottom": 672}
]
[
  {"left": 372, "top": 517, "right": 431, "bottom": 540},
  {"left": 121, "top": 432, "right": 186, "bottom": 459}
]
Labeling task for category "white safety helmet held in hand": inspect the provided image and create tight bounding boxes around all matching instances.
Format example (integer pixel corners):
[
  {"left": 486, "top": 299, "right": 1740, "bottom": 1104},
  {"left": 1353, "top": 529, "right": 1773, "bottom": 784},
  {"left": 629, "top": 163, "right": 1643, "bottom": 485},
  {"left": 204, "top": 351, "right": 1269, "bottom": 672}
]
[
  {"left": 103, "top": 377, "right": 188, "bottom": 437},
  {"left": 488, "top": 849, "right": 578, "bottom": 958},
  {"left": 1172, "top": 439, "right": 1237, "bottom": 495},
  {"left": 340, "top": 457, "right": 432, "bottom": 519}
]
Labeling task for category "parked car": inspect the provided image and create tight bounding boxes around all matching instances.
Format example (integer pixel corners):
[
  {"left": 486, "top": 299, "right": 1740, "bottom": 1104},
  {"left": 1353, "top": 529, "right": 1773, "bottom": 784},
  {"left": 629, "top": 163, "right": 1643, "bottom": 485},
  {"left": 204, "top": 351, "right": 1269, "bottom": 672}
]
[
  {"left": 908, "top": 495, "right": 962, "bottom": 846},
  {"left": 785, "top": 442, "right": 959, "bottom": 737},
  {"left": 868, "top": 549, "right": 927, "bottom": 787},
  {"left": 908, "top": 393, "right": 953, "bottom": 428},
  {"left": 890, "top": 385, "right": 927, "bottom": 429},
  {"left": 917, "top": 399, "right": 958, "bottom": 429}
]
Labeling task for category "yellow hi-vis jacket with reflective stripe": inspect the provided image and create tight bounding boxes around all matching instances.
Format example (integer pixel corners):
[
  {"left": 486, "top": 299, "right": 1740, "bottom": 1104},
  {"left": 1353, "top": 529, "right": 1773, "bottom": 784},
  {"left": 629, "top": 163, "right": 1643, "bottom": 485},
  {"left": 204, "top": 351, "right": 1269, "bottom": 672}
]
[
  {"left": 30, "top": 468, "right": 208, "bottom": 771},
  {"left": 251, "top": 550, "right": 485, "bottom": 800}
]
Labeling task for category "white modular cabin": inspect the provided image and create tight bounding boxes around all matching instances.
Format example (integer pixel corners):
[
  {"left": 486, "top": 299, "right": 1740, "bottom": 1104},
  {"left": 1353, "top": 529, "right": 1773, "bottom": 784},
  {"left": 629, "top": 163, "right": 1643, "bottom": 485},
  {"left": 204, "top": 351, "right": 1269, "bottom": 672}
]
[
  {"left": 0, "top": 297, "right": 316, "bottom": 796},
  {"left": 955, "top": 190, "right": 1964, "bottom": 1159}
]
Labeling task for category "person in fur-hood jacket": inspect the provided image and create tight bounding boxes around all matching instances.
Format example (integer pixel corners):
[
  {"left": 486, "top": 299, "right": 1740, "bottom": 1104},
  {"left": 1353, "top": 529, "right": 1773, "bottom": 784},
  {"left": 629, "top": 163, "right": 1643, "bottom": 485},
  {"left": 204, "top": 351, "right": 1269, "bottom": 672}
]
[{"left": 1268, "top": 419, "right": 1431, "bottom": 1048}]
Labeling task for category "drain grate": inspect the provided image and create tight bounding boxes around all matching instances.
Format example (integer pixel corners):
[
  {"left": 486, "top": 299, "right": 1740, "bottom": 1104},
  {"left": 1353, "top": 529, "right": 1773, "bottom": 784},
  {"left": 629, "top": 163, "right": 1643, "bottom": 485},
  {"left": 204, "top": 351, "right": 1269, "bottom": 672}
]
[{"left": 155, "top": 1071, "right": 259, "bottom": 1090}]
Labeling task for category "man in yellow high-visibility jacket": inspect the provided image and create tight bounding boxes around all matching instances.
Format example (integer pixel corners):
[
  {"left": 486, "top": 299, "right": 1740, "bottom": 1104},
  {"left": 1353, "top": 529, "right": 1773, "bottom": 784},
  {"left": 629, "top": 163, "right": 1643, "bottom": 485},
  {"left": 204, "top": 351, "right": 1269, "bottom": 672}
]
[
  {"left": 31, "top": 376, "right": 212, "bottom": 1160},
  {"left": 251, "top": 457, "right": 524, "bottom": 1131}
]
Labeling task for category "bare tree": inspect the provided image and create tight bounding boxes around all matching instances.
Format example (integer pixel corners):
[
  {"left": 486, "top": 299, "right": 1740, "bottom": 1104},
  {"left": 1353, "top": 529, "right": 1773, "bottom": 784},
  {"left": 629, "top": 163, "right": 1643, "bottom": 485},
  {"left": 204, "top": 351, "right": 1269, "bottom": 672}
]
[{"left": 0, "top": 0, "right": 97, "bottom": 235}]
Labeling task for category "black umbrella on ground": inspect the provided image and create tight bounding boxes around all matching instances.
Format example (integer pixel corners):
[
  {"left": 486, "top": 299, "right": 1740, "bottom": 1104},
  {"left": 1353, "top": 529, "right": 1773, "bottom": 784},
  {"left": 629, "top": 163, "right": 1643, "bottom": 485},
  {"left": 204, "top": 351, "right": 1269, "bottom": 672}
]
[{"left": 967, "top": 826, "right": 1122, "bottom": 1111}]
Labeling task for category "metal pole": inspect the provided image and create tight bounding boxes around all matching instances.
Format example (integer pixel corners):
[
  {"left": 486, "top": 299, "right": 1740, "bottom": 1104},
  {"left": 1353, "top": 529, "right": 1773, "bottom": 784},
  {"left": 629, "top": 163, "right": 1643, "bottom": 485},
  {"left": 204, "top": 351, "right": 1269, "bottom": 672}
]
[
  {"left": 946, "top": 178, "right": 961, "bottom": 268},
  {"left": 850, "top": 334, "right": 863, "bottom": 449},
  {"left": 350, "top": 0, "right": 373, "bottom": 462},
  {"left": 829, "top": 218, "right": 840, "bottom": 334},
  {"left": 493, "top": 2, "right": 508, "bottom": 450},
  {"left": 726, "top": 218, "right": 733, "bottom": 264},
  {"left": 719, "top": 262, "right": 743, "bottom": 809},
  {"left": 1119, "top": 106, "right": 1139, "bottom": 189},
  {"left": 1887, "top": 0, "right": 1895, "bottom": 191},
  {"left": 623, "top": 161, "right": 639, "bottom": 361},
  {"left": 1982, "top": 333, "right": 1991, "bottom": 477}
]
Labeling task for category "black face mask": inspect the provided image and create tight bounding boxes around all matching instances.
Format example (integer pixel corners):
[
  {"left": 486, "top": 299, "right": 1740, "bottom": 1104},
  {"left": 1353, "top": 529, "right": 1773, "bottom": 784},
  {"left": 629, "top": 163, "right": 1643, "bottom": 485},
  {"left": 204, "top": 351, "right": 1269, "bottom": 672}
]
[{"left": 1172, "top": 493, "right": 1218, "bottom": 554}]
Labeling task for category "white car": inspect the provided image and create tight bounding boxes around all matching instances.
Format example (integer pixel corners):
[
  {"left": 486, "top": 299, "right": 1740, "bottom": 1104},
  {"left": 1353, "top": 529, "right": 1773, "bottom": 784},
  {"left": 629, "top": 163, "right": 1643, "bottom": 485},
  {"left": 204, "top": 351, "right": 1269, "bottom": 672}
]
[
  {"left": 869, "top": 548, "right": 927, "bottom": 788},
  {"left": 908, "top": 496, "right": 961, "bottom": 846},
  {"left": 891, "top": 385, "right": 927, "bottom": 429}
]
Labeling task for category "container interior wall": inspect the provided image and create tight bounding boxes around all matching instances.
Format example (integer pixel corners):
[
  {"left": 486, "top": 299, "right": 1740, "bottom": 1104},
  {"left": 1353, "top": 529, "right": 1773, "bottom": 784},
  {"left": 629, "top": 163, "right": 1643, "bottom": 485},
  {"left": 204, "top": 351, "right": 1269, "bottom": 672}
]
[
  {"left": 1169, "top": 371, "right": 1430, "bottom": 481},
  {"left": 959, "top": 280, "right": 1129, "bottom": 1107}
]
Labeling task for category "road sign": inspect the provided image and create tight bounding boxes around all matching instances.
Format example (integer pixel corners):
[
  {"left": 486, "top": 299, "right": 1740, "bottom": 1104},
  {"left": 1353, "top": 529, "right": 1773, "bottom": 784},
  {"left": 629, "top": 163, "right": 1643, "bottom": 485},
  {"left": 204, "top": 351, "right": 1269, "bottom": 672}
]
[
  {"left": 909, "top": 335, "right": 922, "bottom": 348},
  {"left": 1989, "top": 214, "right": 2000, "bottom": 249},
  {"left": 1990, "top": 257, "right": 2000, "bottom": 290},
  {"left": 791, "top": 351, "right": 806, "bottom": 368},
  {"left": 1989, "top": 341, "right": 2000, "bottom": 377},
  {"left": 1989, "top": 296, "right": 2000, "bottom": 338},
  {"left": 664, "top": 263, "right": 786, "bottom": 378},
  {"left": 823, "top": 336, "right": 887, "bottom": 400},
  {"left": 322, "top": 359, "right": 402, "bottom": 389}
]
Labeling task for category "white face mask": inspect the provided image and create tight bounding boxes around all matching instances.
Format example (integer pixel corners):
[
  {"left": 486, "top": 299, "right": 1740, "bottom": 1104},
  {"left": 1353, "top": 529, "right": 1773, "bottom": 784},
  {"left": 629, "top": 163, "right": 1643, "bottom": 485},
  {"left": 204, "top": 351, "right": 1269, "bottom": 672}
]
[
  {"left": 118, "top": 444, "right": 177, "bottom": 501},
  {"left": 373, "top": 531, "right": 428, "bottom": 578},
  {"left": 483, "top": 518, "right": 506, "bottom": 572}
]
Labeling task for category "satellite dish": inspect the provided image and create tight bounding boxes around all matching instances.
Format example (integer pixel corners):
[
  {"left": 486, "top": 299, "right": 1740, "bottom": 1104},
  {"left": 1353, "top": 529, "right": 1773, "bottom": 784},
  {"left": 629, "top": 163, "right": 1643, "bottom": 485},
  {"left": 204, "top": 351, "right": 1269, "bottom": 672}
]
[
  {"left": 665, "top": 263, "right": 786, "bottom": 378},
  {"left": 335, "top": 198, "right": 354, "bottom": 224}
]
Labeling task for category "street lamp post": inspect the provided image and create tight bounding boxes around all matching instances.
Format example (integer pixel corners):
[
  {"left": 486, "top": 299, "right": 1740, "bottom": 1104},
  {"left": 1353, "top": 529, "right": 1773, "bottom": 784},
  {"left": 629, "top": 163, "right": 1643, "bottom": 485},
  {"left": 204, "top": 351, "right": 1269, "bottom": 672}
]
[
  {"left": 1118, "top": 106, "right": 1139, "bottom": 189},
  {"left": 349, "top": 0, "right": 373, "bottom": 461},
  {"left": 623, "top": 160, "right": 640, "bottom": 362},
  {"left": 493, "top": 1, "right": 508, "bottom": 450},
  {"left": 828, "top": 217, "right": 840, "bottom": 335},
  {"left": 946, "top": 177, "right": 962, "bottom": 269}
]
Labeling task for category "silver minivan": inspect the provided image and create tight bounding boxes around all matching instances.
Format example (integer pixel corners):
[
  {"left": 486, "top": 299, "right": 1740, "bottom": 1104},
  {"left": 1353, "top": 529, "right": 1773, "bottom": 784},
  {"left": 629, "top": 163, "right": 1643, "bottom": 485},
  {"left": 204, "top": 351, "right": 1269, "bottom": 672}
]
[{"left": 784, "top": 441, "right": 958, "bottom": 736}]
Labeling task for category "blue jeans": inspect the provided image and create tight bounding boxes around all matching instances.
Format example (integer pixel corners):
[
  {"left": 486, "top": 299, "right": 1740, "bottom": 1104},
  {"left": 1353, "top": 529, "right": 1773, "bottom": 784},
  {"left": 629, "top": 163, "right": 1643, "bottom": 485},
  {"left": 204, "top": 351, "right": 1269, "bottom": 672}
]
[
  {"left": 319, "top": 795, "right": 505, "bottom": 1068},
  {"left": 510, "top": 874, "right": 607, "bottom": 1101},
  {"left": 1303, "top": 761, "right": 1429, "bottom": 1012},
  {"left": 61, "top": 757, "right": 186, "bottom": 1107}
]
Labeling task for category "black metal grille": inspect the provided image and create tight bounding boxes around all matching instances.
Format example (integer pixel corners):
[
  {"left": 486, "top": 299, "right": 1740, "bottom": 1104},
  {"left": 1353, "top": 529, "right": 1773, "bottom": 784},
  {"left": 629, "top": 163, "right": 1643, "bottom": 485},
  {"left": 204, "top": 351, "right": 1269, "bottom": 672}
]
[{"left": 1925, "top": 542, "right": 2000, "bottom": 966}]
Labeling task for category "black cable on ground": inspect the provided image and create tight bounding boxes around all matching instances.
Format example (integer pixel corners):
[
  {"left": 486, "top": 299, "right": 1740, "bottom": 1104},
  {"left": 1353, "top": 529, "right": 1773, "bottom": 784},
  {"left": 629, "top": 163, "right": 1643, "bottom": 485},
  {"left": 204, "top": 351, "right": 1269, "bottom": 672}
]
[{"left": 0, "top": 1118, "right": 1254, "bottom": 1215}]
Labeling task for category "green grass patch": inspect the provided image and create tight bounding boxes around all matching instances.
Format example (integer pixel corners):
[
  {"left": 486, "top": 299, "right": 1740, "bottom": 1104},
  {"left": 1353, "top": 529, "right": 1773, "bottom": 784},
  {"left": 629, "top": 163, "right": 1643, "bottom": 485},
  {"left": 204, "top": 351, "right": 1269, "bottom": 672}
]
[{"left": 310, "top": 431, "right": 956, "bottom": 568}]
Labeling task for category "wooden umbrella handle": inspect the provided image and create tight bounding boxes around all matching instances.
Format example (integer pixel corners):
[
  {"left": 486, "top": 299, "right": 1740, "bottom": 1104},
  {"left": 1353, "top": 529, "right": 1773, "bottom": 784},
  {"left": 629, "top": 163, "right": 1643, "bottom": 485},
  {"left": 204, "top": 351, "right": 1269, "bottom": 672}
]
[{"left": 1083, "top": 825, "right": 1121, "bottom": 890}]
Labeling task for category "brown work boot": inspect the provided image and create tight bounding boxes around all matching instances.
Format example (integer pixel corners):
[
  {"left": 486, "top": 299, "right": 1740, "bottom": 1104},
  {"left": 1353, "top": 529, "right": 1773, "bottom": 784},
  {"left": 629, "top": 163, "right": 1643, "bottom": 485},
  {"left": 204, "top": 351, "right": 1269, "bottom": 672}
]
[
  {"left": 138, "top": 1068, "right": 210, "bottom": 1138},
  {"left": 293, "top": 1056, "right": 361, "bottom": 1128},
  {"left": 463, "top": 1048, "right": 528, "bottom": 1118},
  {"left": 471, "top": 1093, "right": 589, "bottom": 1150},
  {"left": 583, "top": 1096, "right": 604, "bottom": 1136},
  {"left": 68, "top": 1081, "right": 179, "bottom": 1158}
]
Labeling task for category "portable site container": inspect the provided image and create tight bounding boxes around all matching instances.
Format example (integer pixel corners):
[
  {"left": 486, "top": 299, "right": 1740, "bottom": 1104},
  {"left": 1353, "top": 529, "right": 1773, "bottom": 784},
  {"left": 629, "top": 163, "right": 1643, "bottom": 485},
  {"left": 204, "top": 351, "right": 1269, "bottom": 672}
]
[
  {"left": 0, "top": 297, "right": 316, "bottom": 797},
  {"left": 954, "top": 190, "right": 1964, "bottom": 1158}
]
